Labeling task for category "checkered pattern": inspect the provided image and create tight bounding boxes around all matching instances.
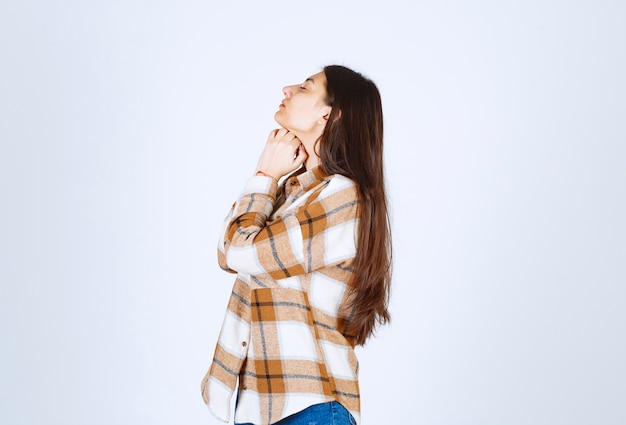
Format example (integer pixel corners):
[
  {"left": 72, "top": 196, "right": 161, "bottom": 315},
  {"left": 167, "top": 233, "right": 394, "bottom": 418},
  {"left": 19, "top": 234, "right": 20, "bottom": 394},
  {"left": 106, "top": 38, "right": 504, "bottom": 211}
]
[{"left": 201, "top": 167, "right": 362, "bottom": 425}]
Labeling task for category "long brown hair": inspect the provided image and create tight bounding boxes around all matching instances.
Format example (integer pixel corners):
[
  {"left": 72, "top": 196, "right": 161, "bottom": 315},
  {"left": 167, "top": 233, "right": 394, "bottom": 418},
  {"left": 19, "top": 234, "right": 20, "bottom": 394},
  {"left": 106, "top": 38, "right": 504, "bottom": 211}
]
[{"left": 319, "top": 65, "right": 392, "bottom": 346}]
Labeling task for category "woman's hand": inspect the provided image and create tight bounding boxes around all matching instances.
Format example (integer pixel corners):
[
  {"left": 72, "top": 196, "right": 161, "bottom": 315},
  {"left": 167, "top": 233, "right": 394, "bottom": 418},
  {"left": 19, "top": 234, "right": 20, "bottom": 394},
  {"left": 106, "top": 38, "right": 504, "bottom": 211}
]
[{"left": 255, "top": 128, "right": 308, "bottom": 180}]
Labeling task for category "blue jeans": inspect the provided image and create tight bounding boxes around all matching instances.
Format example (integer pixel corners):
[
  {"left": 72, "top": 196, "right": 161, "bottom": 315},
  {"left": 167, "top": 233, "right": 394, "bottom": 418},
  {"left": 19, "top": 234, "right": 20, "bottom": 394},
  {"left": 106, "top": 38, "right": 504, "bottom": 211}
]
[{"left": 235, "top": 401, "right": 356, "bottom": 425}]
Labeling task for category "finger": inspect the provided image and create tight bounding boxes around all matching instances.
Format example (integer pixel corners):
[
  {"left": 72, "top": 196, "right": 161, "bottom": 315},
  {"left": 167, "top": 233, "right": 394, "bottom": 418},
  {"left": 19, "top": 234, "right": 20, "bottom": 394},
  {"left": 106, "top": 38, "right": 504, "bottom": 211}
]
[
  {"left": 294, "top": 143, "right": 308, "bottom": 164},
  {"left": 275, "top": 129, "right": 294, "bottom": 141},
  {"left": 297, "top": 143, "right": 308, "bottom": 155},
  {"left": 268, "top": 128, "right": 286, "bottom": 141},
  {"left": 286, "top": 133, "right": 299, "bottom": 143},
  {"left": 268, "top": 129, "right": 280, "bottom": 138}
]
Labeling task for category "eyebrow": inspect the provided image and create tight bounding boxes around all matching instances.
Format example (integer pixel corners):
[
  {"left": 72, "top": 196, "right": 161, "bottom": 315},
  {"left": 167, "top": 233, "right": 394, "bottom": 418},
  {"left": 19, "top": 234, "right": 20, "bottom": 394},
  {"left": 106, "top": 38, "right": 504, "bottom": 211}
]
[{"left": 305, "top": 77, "right": 316, "bottom": 85}]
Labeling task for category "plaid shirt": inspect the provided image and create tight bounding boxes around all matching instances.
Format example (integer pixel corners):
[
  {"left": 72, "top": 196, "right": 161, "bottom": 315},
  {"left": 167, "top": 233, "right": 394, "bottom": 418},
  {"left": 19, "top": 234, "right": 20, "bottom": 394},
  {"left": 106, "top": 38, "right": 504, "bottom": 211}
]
[{"left": 201, "top": 166, "right": 362, "bottom": 425}]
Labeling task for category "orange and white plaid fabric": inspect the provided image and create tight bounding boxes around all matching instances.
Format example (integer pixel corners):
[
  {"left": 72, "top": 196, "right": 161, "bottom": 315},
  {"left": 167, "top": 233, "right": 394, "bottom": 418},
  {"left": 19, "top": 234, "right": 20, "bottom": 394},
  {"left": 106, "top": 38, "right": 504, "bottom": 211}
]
[{"left": 201, "top": 166, "right": 362, "bottom": 425}]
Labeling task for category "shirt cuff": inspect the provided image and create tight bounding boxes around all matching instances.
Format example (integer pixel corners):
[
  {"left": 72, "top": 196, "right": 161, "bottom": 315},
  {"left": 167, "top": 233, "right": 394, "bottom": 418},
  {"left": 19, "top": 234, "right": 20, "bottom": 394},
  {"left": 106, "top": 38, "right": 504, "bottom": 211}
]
[{"left": 239, "top": 175, "right": 278, "bottom": 199}]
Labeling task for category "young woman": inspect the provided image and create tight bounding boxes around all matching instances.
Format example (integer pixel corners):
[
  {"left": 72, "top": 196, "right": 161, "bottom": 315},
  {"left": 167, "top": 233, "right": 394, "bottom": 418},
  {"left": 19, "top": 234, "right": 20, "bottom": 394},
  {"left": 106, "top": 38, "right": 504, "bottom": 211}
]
[{"left": 201, "top": 65, "right": 392, "bottom": 425}]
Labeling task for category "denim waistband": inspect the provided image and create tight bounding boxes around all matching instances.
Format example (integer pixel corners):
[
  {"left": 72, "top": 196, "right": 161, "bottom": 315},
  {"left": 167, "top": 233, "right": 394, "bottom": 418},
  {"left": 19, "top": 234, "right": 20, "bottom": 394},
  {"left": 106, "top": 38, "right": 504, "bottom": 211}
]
[{"left": 235, "top": 400, "right": 356, "bottom": 425}]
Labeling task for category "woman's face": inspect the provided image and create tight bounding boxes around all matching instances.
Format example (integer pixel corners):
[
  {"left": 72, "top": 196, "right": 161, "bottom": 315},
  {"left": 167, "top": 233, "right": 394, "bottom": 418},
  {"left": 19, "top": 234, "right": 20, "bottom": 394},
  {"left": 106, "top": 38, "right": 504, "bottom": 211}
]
[{"left": 274, "top": 71, "right": 331, "bottom": 139}]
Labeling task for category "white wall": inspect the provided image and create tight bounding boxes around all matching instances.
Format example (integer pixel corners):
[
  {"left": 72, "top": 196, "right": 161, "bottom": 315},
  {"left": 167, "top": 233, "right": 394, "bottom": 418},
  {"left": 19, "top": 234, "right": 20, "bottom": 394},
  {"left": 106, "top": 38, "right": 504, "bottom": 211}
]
[{"left": 1, "top": 1, "right": 624, "bottom": 424}]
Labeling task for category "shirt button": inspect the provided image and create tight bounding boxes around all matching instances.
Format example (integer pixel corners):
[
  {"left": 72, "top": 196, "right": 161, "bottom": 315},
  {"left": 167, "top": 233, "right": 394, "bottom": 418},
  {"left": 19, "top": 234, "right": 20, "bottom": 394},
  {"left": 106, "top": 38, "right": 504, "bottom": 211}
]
[{"left": 242, "top": 341, "right": 247, "bottom": 347}]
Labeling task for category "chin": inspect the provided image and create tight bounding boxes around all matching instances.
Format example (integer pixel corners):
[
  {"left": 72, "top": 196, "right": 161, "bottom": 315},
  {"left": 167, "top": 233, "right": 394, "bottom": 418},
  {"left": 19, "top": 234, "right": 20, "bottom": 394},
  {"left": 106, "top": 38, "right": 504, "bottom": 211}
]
[{"left": 274, "top": 112, "right": 286, "bottom": 127}]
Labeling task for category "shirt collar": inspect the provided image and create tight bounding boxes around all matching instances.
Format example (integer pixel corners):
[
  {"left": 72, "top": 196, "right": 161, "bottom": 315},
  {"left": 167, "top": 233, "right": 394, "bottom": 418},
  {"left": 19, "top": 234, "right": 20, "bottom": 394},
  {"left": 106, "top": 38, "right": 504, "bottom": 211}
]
[{"left": 292, "top": 166, "right": 329, "bottom": 191}]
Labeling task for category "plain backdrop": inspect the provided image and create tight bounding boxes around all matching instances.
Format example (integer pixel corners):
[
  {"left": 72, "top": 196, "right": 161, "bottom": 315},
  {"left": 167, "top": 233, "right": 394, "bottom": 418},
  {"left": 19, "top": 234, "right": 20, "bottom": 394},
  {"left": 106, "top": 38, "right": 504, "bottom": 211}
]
[{"left": 1, "top": 1, "right": 625, "bottom": 424}]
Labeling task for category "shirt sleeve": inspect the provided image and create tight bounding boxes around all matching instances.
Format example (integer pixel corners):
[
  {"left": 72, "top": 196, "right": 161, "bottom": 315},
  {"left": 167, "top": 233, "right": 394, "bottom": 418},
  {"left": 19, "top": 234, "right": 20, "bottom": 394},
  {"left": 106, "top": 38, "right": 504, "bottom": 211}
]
[{"left": 217, "top": 174, "right": 359, "bottom": 280}]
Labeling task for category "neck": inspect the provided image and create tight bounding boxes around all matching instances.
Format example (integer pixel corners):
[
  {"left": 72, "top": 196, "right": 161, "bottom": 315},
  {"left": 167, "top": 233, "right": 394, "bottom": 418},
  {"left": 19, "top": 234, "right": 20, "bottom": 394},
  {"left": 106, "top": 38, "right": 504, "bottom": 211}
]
[
  {"left": 305, "top": 154, "right": 320, "bottom": 170},
  {"left": 297, "top": 132, "right": 322, "bottom": 171}
]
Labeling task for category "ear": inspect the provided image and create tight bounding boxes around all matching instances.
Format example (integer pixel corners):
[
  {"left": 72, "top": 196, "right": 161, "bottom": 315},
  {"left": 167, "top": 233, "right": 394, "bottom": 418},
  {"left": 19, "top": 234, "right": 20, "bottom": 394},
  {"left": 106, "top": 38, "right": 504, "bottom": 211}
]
[{"left": 318, "top": 106, "right": 332, "bottom": 125}]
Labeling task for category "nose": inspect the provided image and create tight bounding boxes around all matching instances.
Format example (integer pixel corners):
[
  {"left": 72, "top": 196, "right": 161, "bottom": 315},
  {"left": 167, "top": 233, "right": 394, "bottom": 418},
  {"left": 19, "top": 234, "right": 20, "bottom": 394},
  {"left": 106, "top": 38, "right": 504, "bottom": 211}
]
[{"left": 283, "top": 85, "right": 294, "bottom": 98}]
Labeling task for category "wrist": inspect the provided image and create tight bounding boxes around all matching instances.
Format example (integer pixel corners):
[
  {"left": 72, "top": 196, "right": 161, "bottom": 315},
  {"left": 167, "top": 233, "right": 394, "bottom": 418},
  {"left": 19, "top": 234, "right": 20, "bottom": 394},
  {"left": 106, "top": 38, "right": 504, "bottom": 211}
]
[{"left": 255, "top": 170, "right": 278, "bottom": 181}]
